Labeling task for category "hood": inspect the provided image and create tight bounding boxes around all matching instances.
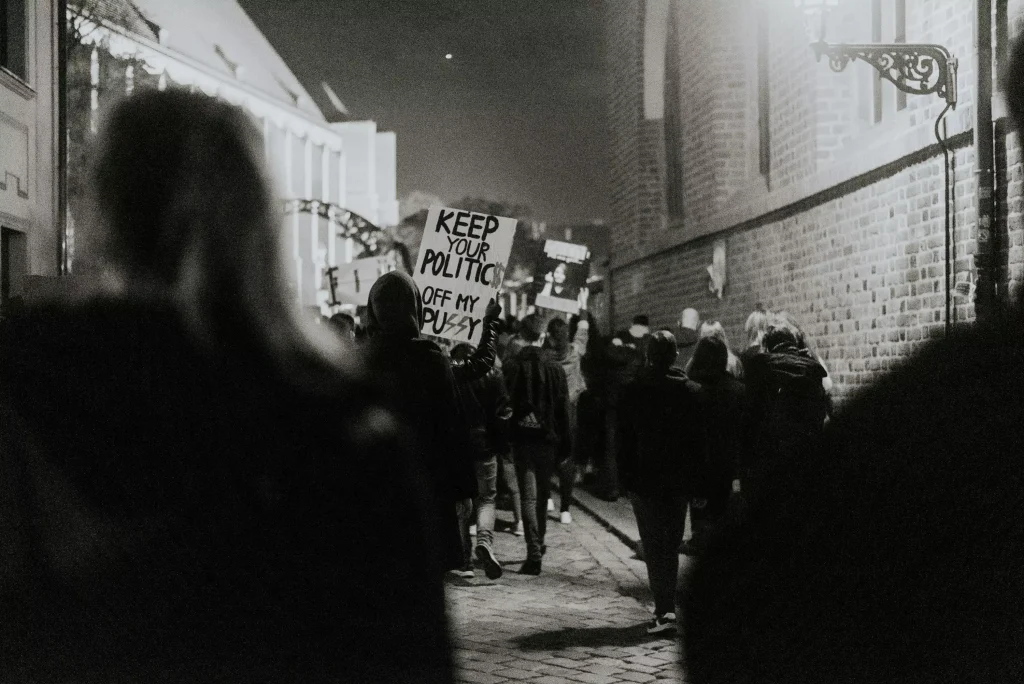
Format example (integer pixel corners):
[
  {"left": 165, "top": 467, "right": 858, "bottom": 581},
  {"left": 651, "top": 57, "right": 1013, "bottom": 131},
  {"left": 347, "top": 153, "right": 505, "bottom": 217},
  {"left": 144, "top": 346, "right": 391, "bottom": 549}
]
[
  {"left": 766, "top": 348, "right": 827, "bottom": 388},
  {"left": 366, "top": 271, "right": 422, "bottom": 340}
]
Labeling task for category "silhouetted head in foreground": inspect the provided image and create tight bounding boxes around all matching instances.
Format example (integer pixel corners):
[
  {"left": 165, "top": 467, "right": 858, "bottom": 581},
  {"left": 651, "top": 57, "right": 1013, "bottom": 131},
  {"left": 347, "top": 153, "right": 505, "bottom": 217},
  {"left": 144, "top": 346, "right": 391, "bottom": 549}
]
[{"left": 79, "top": 88, "right": 345, "bottom": 381}]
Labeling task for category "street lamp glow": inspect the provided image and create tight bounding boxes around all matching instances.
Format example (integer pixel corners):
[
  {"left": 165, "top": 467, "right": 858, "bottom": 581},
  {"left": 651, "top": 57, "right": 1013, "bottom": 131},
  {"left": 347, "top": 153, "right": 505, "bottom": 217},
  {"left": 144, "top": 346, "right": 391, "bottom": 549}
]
[{"left": 445, "top": 53, "right": 453, "bottom": 60}]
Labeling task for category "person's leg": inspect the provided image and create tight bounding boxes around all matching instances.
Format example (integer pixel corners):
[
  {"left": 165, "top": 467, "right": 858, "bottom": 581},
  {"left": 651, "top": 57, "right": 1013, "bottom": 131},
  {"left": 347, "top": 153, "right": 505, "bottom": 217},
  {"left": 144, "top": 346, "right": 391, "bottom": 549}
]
[
  {"left": 474, "top": 455, "right": 502, "bottom": 579},
  {"left": 515, "top": 445, "right": 542, "bottom": 562},
  {"left": 535, "top": 444, "right": 555, "bottom": 550},
  {"left": 455, "top": 498, "right": 474, "bottom": 574},
  {"left": 474, "top": 455, "right": 498, "bottom": 549},
  {"left": 559, "top": 459, "right": 576, "bottom": 514},
  {"left": 662, "top": 493, "right": 688, "bottom": 613},
  {"left": 631, "top": 493, "right": 673, "bottom": 616},
  {"left": 602, "top": 402, "right": 620, "bottom": 499},
  {"left": 500, "top": 449, "right": 523, "bottom": 526}
]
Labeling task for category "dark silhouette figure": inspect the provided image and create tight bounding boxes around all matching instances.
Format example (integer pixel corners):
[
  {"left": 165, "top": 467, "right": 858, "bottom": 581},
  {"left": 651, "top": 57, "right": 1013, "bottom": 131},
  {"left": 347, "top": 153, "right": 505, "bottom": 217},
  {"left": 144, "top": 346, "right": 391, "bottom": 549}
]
[
  {"left": 682, "top": 35, "right": 1024, "bottom": 684},
  {"left": 0, "top": 90, "right": 452, "bottom": 683}
]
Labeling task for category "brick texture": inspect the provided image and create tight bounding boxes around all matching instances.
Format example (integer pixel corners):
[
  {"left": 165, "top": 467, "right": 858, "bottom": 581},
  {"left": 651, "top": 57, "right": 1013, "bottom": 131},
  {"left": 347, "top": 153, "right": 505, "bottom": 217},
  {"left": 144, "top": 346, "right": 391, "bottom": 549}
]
[{"left": 605, "top": 0, "right": 1024, "bottom": 409}]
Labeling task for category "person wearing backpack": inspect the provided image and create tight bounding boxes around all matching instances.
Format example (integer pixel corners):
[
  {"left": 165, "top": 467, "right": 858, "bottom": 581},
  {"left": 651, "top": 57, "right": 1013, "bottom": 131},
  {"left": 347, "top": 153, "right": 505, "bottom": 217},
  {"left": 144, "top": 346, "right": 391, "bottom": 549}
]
[{"left": 504, "top": 314, "right": 571, "bottom": 575}]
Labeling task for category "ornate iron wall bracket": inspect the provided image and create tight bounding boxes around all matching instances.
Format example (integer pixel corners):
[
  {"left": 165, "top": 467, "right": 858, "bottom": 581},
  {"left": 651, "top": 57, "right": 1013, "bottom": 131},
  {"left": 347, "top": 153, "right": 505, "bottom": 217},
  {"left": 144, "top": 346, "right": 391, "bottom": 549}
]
[
  {"left": 811, "top": 41, "right": 958, "bottom": 108},
  {"left": 282, "top": 199, "right": 384, "bottom": 253}
]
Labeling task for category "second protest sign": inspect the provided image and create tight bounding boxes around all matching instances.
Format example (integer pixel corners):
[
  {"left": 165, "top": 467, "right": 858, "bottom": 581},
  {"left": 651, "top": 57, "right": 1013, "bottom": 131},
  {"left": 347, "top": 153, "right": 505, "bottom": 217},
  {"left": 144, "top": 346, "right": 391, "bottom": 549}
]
[{"left": 413, "top": 206, "right": 516, "bottom": 345}]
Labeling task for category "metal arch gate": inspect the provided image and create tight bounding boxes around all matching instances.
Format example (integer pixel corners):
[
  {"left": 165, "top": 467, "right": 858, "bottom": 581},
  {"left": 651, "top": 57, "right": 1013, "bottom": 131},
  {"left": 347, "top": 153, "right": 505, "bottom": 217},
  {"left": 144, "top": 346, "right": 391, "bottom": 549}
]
[{"left": 283, "top": 199, "right": 412, "bottom": 308}]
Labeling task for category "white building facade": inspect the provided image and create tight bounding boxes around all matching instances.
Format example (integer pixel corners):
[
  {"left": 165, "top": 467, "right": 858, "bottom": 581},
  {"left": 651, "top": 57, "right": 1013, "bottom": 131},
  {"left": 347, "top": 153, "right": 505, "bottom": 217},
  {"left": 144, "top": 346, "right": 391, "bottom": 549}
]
[
  {"left": 68, "top": 0, "right": 399, "bottom": 310},
  {"left": 1, "top": 0, "right": 62, "bottom": 314}
]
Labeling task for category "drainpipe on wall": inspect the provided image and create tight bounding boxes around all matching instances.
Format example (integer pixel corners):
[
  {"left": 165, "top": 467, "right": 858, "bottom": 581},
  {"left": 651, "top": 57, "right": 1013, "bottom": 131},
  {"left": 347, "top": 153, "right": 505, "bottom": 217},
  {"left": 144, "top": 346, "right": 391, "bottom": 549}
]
[
  {"left": 974, "top": 0, "right": 995, "bottom": 325},
  {"left": 57, "top": 0, "right": 69, "bottom": 275}
]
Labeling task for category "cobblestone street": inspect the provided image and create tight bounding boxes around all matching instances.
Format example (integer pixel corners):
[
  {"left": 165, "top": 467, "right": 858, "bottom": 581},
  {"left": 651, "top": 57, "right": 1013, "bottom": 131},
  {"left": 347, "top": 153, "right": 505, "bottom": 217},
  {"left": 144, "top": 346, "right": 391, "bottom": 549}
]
[{"left": 445, "top": 503, "right": 689, "bottom": 684}]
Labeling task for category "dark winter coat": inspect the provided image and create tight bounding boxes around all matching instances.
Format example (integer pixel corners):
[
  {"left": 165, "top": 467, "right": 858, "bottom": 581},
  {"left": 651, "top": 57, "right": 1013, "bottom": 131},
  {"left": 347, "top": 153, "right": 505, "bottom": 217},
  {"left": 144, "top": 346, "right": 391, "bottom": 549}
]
[
  {"left": 456, "top": 367, "right": 512, "bottom": 460},
  {"left": 504, "top": 345, "right": 571, "bottom": 462},
  {"left": 0, "top": 298, "right": 453, "bottom": 684},
  {"left": 364, "top": 271, "right": 476, "bottom": 570},
  {"left": 742, "top": 344, "right": 829, "bottom": 473},
  {"left": 688, "top": 368, "right": 748, "bottom": 512},
  {"left": 617, "top": 367, "right": 710, "bottom": 497}
]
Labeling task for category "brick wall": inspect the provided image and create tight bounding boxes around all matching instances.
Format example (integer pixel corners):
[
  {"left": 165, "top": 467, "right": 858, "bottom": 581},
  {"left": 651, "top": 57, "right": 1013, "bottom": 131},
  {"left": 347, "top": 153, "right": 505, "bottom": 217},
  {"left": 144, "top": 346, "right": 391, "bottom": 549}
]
[{"left": 604, "top": 0, "right": 1024, "bottom": 408}]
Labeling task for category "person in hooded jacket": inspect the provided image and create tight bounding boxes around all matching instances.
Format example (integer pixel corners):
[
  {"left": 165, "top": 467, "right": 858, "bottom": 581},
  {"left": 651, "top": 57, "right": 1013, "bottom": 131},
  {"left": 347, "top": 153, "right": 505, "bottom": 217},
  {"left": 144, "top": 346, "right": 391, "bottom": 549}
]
[
  {"left": 0, "top": 89, "right": 452, "bottom": 684},
  {"left": 618, "top": 331, "right": 709, "bottom": 634},
  {"left": 363, "top": 270, "right": 480, "bottom": 573}
]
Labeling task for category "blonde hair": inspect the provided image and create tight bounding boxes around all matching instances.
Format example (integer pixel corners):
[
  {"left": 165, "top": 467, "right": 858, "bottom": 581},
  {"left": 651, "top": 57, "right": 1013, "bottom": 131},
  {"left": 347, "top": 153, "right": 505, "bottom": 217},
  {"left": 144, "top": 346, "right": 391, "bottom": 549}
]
[{"left": 78, "top": 89, "right": 352, "bottom": 386}]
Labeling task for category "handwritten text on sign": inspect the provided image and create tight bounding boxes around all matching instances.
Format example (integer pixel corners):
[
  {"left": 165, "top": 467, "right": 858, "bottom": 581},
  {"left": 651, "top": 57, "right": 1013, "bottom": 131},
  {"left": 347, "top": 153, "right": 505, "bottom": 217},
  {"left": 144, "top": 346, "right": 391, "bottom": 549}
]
[{"left": 413, "top": 206, "right": 516, "bottom": 344}]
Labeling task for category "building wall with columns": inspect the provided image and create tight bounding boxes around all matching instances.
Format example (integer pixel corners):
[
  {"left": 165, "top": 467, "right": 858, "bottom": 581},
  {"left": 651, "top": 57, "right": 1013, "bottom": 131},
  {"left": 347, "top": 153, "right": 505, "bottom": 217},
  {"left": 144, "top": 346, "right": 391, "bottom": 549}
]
[
  {"left": 1, "top": 0, "right": 61, "bottom": 314},
  {"left": 66, "top": 0, "right": 398, "bottom": 311},
  {"left": 604, "top": 0, "right": 1024, "bottom": 407}
]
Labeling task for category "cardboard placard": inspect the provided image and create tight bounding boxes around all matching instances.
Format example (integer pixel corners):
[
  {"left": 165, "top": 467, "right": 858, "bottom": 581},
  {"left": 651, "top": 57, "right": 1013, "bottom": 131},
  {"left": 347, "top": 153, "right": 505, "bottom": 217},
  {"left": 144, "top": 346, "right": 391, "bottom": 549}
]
[
  {"left": 534, "top": 239, "right": 590, "bottom": 315},
  {"left": 412, "top": 206, "right": 516, "bottom": 345}
]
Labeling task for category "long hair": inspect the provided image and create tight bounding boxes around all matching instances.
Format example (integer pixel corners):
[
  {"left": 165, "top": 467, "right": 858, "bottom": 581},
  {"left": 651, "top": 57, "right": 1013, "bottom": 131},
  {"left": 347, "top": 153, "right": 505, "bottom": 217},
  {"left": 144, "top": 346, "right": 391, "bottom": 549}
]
[{"left": 77, "top": 89, "right": 350, "bottom": 385}]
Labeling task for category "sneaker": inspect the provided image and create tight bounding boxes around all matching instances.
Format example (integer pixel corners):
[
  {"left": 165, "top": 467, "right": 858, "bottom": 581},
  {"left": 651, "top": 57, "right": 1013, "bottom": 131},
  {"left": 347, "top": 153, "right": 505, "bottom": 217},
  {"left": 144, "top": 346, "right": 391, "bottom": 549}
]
[
  {"left": 453, "top": 566, "right": 475, "bottom": 579},
  {"left": 519, "top": 559, "right": 542, "bottom": 575},
  {"left": 513, "top": 521, "right": 524, "bottom": 536},
  {"left": 560, "top": 511, "right": 572, "bottom": 524},
  {"left": 547, "top": 498, "right": 555, "bottom": 513},
  {"left": 469, "top": 524, "right": 477, "bottom": 537},
  {"left": 475, "top": 544, "right": 503, "bottom": 580},
  {"left": 647, "top": 613, "right": 677, "bottom": 634}
]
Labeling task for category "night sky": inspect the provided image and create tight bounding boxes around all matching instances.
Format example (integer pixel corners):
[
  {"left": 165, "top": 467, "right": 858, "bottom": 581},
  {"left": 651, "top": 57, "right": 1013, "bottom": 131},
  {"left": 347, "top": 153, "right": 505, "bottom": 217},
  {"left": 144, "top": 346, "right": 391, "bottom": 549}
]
[{"left": 237, "top": 0, "right": 608, "bottom": 224}]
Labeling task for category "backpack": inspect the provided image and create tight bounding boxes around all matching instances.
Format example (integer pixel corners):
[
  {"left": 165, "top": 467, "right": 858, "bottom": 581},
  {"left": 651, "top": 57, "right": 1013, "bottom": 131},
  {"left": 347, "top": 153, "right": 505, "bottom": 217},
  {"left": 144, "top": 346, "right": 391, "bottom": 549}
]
[
  {"left": 763, "top": 351, "right": 829, "bottom": 449},
  {"left": 506, "top": 350, "right": 557, "bottom": 443}
]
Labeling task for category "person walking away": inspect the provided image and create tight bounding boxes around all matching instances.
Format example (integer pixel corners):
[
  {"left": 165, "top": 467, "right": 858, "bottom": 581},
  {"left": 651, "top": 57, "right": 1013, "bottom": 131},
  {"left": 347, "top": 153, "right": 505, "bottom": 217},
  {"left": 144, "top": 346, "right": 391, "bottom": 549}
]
[
  {"left": 544, "top": 317, "right": 587, "bottom": 523},
  {"left": 452, "top": 343, "right": 512, "bottom": 579},
  {"left": 364, "top": 271, "right": 478, "bottom": 574},
  {"left": 685, "top": 335, "right": 748, "bottom": 552},
  {"left": 0, "top": 89, "right": 453, "bottom": 683},
  {"left": 618, "top": 331, "right": 709, "bottom": 634},
  {"left": 602, "top": 314, "right": 652, "bottom": 500},
  {"left": 504, "top": 314, "right": 571, "bottom": 575},
  {"left": 741, "top": 321, "right": 828, "bottom": 507},
  {"left": 574, "top": 311, "right": 607, "bottom": 484}
]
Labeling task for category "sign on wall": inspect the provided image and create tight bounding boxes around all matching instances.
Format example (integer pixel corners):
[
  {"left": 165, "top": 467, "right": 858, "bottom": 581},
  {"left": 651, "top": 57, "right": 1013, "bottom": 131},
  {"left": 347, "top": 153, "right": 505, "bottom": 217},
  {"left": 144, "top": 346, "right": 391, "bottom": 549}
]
[
  {"left": 534, "top": 239, "right": 591, "bottom": 315},
  {"left": 412, "top": 206, "right": 516, "bottom": 345}
]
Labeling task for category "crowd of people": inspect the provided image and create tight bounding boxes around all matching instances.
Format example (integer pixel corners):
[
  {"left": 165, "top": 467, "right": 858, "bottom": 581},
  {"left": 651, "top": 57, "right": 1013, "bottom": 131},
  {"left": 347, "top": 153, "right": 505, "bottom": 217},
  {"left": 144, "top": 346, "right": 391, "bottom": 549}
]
[{"left": 2, "top": 39, "right": 1024, "bottom": 680}]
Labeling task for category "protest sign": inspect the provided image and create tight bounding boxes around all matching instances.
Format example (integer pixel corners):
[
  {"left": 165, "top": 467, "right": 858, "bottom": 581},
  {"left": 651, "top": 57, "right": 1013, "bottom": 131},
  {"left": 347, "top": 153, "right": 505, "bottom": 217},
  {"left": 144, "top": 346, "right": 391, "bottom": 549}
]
[
  {"left": 329, "top": 254, "right": 398, "bottom": 306},
  {"left": 534, "top": 239, "right": 591, "bottom": 315},
  {"left": 412, "top": 206, "right": 516, "bottom": 345}
]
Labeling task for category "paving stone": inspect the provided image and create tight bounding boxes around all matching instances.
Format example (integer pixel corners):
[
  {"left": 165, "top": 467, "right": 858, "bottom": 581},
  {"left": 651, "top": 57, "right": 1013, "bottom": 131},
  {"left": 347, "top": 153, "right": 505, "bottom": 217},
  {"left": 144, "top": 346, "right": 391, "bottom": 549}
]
[{"left": 449, "top": 504, "right": 686, "bottom": 684}]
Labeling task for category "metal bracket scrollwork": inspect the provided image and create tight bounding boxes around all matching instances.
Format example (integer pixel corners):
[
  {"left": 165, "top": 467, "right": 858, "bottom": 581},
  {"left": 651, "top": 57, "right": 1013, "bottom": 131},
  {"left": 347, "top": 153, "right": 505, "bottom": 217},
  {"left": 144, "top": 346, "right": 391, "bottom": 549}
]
[
  {"left": 282, "top": 199, "right": 385, "bottom": 253},
  {"left": 811, "top": 42, "right": 958, "bottom": 108}
]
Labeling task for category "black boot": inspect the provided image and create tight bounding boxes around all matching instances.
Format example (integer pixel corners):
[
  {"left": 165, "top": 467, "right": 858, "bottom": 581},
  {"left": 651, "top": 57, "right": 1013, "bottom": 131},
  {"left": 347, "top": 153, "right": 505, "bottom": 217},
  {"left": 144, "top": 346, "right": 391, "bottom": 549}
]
[{"left": 519, "top": 559, "right": 542, "bottom": 575}]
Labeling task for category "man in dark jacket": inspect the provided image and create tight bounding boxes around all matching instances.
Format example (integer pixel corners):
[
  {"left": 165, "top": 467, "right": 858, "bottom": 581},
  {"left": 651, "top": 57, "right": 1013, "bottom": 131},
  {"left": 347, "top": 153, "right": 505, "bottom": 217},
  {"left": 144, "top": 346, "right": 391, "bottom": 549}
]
[
  {"left": 618, "top": 331, "right": 709, "bottom": 634},
  {"left": 504, "top": 313, "right": 571, "bottom": 575},
  {"left": 601, "top": 314, "right": 653, "bottom": 501}
]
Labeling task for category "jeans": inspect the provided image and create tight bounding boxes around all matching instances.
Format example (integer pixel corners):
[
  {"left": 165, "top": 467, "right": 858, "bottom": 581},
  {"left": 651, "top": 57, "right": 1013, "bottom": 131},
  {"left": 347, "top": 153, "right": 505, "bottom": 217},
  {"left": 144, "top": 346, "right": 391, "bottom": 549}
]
[
  {"left": 498, "top": 449, "right": 522, "bottom": 523},
  {"left": 558, "top": 399, "right": 579, "bottom": 512},
  {"left": 631, "top": 491, "right": 688, "bottom": 616},
  {"left": 513, "top": 441, "right": 556, "bottom": 562},
  {"left": 473, "top": 455, "right": 498, "bottom": 549},
  {"left": 455, "top": 498, "right": 475, "bottom": 569}
]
